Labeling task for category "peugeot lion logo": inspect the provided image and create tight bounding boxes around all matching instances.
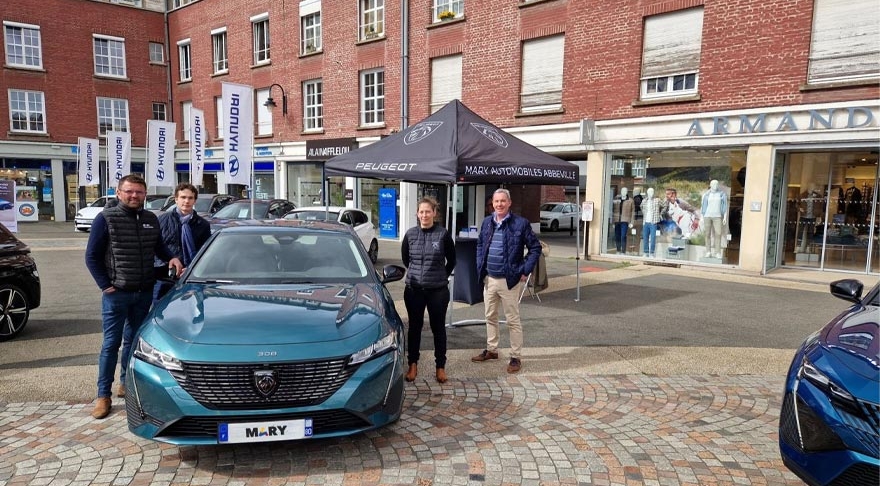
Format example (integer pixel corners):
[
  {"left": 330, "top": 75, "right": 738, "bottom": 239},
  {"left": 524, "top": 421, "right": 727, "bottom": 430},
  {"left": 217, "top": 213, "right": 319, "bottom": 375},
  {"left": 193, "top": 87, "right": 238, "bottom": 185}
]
[
  {"left": 254, "top": 370, "right": 279, "bottom": 397},
  {"left": 470, "top": 122, "right": 508, "bottom": 148},
  {"left": 228, "top": 155, "right": 240, "bottom": 176},
  {"left": 403, "top": 121, "right": 443, "bottom": 145}
]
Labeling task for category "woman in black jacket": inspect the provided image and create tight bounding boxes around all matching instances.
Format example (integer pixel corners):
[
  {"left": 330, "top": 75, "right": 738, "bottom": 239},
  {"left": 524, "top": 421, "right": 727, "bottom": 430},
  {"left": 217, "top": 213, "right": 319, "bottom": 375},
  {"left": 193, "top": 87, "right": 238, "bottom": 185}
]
[{"left": 401, "top": 197, "right": 456, "bottom": 383}]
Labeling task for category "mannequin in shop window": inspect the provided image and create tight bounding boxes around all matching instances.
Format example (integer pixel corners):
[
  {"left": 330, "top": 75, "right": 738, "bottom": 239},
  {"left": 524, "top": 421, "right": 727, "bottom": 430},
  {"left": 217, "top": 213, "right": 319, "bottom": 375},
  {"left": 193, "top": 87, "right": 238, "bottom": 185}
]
[
  {"left": 640, "top": 187, "right": 663, "bottom": 257},
  {"left": 611, "top": 187, "right": 634, "bottom": 253},
  {"left": 797, "top": 183, "right": 823, "bottom": 253},
  {"left": 844, "top": 181, "right": 862, "bottom": 225},
  {"left": 700, "top": 180, "right": 728, "bottom": 259}
]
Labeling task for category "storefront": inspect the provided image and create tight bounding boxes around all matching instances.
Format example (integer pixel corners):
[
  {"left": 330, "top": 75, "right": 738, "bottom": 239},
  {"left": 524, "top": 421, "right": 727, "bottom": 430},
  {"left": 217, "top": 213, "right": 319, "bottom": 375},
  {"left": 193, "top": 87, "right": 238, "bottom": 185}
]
[{"left": 581, "top": 100, "right": 880, "bottom": 275}]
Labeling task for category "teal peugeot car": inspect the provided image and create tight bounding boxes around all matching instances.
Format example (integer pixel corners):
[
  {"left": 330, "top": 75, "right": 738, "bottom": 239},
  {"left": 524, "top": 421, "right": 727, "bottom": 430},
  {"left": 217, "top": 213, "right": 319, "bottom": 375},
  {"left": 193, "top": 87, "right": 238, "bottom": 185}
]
[{"left": 126, "top": 220, "right": 407, "bottom": 445}]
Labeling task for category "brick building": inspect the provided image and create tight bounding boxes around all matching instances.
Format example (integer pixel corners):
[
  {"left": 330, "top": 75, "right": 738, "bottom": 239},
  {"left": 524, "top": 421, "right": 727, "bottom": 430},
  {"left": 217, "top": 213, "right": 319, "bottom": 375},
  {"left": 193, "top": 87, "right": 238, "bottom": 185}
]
[{"left": 1, "top": 0, "right": 878, "bottom": 274}]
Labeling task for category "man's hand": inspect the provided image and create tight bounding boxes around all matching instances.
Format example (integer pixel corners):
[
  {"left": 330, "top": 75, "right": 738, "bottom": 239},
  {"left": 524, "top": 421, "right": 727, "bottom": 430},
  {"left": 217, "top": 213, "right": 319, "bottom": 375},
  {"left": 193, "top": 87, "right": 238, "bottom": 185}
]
[{"left": 168, "top": 258, "right": 184, "bottom": 277}]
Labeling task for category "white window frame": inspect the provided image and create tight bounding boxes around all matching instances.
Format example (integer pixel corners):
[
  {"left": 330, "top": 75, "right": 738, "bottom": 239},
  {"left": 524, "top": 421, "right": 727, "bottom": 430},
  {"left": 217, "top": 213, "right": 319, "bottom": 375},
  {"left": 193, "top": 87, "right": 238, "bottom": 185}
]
[
  {"left": 360, "top": 68, "right": 384, "bottom": 126},
  {"left": 152, "top": 102, "right": 167, "bottom": 121},
  {"left": 300, "top": 3, "right": 322, "bottom": 54},
  {"left": 8, "top": 89, "right": 46, "bottom": 133},
  {"left": 215, "top": 96, "right": 224, "bottom": 139},
  {"left": 149, "top": 42, "right": 165, "bottom": 64},
  {"left": 4, "top": 21, "right": 43, "bottom": 70},
  {"left": 433, "top": 0, "right": 463, "bottom": 22},
  {"left": 360, "top": 0, "right": 384, "bottom": 40},
  {"left": 96, "top": 97, "right": 129, "bottom": 136},
  {"left": 211, "top": 28, "right": 228, "bottom": 74},
  {"left": 520, "top": 35, "right": 565, "bottom": 113},
  {"left": 430, "top": 55, "right": 462, "bottom": 113},
  {"left": 177, "top": 39, "right": 192, "bottom": 82},
  {"left": 251, "top": 13, "right": 271, "bottom": 65},
  {"left": 808, "top": 0, "right": 880, "bottom": 84},
  {"left": 256, "top": 87, "right": 273, "bottom": 136},
  {"left": 640, "top": 8, "right": 703, "bottom": 100},
  {"left": 303, "top": 78, "right": 323, "bottom": 131},
  {"left": 93, "top": 34, "right": 127, "bottom": 78},
  {"left": 181, "top": 101, "right": 192, "bottom": 141}
]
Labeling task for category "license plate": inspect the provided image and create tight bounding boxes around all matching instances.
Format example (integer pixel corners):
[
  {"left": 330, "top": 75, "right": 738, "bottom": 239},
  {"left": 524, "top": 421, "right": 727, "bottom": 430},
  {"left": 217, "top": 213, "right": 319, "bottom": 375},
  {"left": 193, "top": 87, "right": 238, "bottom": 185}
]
[{"left": 218, "top": 418, "right": 313, "bottom": 444}]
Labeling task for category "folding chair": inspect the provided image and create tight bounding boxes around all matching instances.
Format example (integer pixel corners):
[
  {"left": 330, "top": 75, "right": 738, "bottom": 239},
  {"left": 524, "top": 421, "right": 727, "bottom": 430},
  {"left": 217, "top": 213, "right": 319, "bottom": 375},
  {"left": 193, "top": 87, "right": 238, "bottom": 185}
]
[{"left": 519, "top": 273, "right": 542, "bottom": 303}]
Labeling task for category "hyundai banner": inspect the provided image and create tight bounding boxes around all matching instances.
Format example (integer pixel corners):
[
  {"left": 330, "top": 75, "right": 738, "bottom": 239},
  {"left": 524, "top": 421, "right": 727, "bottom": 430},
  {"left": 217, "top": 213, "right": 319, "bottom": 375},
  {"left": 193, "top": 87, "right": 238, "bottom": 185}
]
[
  {"left": 222, "top": 82, "right": 254, "bottom": 186},
  {"left": 190, "top": 107, "right": 205, "bottom": 186},
  {"left": 147, "top": 120, "right": 177, "bottom": 188},
  {"left": 106, "top": 131, "right": 131, "bottom": 185},
  {"left": 77, "top": 137, "right": 100, "bottom": 187}
]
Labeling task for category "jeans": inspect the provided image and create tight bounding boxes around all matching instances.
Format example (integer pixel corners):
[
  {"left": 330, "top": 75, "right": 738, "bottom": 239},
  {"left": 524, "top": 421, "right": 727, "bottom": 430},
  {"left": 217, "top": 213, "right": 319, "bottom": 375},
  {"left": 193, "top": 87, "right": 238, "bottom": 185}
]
[
  {"left": 403, "top": 285, "right": 450, "bottom": 368},
  {"left": 614, "top": 222, "right": 629, "bottom": 252},
  {"left": 98, "top": 289, "right": 153, "bottom": 398},
  {"left": 643, "top": 222, "right": 657, "bottom": 255}
]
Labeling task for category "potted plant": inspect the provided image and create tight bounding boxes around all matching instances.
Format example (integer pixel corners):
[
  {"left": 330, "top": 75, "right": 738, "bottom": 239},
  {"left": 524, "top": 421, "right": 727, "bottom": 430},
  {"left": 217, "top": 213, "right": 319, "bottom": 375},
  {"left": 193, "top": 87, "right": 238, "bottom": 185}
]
[
  {"left": 305, "top": 42, "right": 316, "bottom": 53},
  {"left": 364, "top": 25, "right": 377, "bottom": 39},
  {"left": 438, "top": 10, "right": 456, "bottom": 21}
]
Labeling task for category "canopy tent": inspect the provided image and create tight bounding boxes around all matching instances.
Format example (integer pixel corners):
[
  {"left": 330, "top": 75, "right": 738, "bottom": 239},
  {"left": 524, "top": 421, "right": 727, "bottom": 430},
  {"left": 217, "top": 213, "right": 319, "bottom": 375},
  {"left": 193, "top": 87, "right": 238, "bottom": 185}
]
[{"left": 324, "top": 99, "right": 585, "bottom": 309}]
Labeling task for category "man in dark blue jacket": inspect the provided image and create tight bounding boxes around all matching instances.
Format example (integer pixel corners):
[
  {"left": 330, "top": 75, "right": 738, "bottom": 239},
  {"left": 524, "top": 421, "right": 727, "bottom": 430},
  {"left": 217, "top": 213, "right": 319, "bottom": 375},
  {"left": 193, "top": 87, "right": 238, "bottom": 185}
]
[
  {"left": 472, "top": 188, "right": 541, "bottom": 373},
  {"left": 153, "top": 183, "right": 211, "bottom": 303}
]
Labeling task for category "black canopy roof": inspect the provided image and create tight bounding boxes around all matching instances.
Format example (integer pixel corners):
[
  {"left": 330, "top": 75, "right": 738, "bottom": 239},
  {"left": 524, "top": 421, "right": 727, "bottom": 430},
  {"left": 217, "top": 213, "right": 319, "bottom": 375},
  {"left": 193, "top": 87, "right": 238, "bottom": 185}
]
[{"left": 324, "top": 100, "right": 578, "bottom": 185}]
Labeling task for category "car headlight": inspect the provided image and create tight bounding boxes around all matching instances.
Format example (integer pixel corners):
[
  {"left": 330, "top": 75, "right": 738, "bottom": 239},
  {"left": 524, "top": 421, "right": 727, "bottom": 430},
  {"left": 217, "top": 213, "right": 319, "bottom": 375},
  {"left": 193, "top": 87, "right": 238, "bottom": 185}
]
[
  {"left": 348, "top": 331, "right": 398, "bottom": 365},
  {"left": 134, "top": 337, "right": 184, "bottom": 371},
  {"left": 75, "top": 212, "right": 83, "bottom": 218},
  {"left": 799, "top": 356, "right": 855, "bottom": 403}
]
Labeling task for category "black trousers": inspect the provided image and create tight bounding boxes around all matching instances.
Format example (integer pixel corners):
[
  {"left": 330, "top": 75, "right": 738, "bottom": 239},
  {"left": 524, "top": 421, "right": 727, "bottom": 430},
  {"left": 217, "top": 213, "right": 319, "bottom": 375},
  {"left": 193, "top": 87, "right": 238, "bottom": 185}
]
[{"left": 403, "top": 285, "right": 449, "bottom": 368}]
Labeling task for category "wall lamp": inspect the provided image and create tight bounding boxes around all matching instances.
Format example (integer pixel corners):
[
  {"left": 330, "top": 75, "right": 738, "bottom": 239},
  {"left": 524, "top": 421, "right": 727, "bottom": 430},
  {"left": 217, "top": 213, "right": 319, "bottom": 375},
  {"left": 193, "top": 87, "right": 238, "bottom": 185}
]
[{"left": 264, "top": 83, "right": 288, "bottom": 116}]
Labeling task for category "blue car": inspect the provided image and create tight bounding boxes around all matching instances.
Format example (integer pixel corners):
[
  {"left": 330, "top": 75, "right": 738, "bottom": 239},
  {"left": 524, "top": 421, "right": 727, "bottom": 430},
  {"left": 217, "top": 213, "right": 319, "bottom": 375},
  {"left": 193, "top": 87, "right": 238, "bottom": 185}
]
[
  {"left": 126, "top": 220, "right": 407, "bottom": 445},
  {"left": 779, "top": 279, "right": 880, "bottom": 485}
]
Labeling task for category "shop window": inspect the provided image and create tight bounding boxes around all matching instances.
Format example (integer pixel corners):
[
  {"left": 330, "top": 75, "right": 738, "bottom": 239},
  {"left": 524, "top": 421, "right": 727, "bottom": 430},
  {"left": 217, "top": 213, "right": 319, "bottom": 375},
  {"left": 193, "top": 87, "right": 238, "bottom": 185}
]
[{"left": 604, "top": 150, "right": 745, "bottom": 266}]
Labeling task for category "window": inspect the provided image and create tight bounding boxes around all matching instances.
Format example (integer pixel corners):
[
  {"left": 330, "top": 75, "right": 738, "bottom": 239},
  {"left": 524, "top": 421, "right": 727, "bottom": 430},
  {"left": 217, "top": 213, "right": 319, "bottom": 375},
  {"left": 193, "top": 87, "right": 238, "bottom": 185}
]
[
  {"left": 96, "top": 97, "right": 129, "bottom": 136},
  {"left": 360, "top": 0, "right": 384, "bottom": 40},
  {"left": 520, "top": 35, "right": 565, "bottom": 112},
  {"left": 211, "top": 28, "right": 228, "bottom": 74},
  {"left": 303, "top": 79, "right": 323, "bottom": 131},
  {"left": 181, "top": 101, "right": 192, "bottom": 141},
  {"left": 251, "top": 13, "right": 270, "bottom": 65},
  {"left": 93, "top": 35, "right": 127, "bottom": 78},
  {"left": 430, "top": 55, "right": 462, "bottom": 113},
  {"left": 4, "top": 21, "right": 42, "bottom": 69},
  {"left": 149, "top": 42, "right": 164, "bottom": 64},
  {"left": 178, "top": 39, "right": 192, "bottom": 82},
  {"left": 152, "top": 102, "right": 167, "bottom": 120},
  {"left": 433, "top": 0, "right": 463, "bottom": 22},
  {"left": 808, "top": 0, "right": 880, "bottom": 84},
  {"left": 8, "top": 89, "right": 45, "bottom": 133},
  {"left": 640, "top": 8, "right": 703, "bottom": 100},
  {"left": 360, "top": 68, "right": 384, "bottom": 126},
  {"left": 215, "top": 96, "right": 224, "bottom": 139},
  {"left": 256, "top": 88, "right": 272, "bottom": 136},
  {"left": 300, "top": 0, "right": 322, "bottom": 54}
]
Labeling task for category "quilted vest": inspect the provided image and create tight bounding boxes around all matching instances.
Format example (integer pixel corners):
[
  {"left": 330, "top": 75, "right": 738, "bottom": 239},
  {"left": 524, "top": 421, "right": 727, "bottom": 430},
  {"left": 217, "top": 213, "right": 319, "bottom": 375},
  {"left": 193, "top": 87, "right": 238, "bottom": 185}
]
[{"left": 103, "top": 204, "right": 162, "bottom": 291}]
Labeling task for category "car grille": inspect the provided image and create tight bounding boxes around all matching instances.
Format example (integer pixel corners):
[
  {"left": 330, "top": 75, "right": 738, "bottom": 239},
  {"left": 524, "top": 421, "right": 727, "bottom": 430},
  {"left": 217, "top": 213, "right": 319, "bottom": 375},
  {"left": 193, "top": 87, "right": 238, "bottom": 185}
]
[
  {"left": 155, "top": 410, "right": 370, "bottom": 439},
  {"left": 828, "top": 463, "right": 880, "bottom": 486},
  {"left": 170, "top": 358, "right": 358, "bottom": 410},
  {"left": 838, "top": 398, "right": 880, "bottom": 458},
  {"left": 779, "top": 392, "right": 800, "bottom": 450}
]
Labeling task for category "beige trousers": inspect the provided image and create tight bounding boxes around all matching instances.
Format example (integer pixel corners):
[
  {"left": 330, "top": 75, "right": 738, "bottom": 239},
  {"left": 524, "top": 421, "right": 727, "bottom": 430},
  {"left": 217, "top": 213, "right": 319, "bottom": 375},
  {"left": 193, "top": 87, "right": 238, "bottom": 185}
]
[{"left": 483, "top": 276, "right": 524, "bottom": 358}]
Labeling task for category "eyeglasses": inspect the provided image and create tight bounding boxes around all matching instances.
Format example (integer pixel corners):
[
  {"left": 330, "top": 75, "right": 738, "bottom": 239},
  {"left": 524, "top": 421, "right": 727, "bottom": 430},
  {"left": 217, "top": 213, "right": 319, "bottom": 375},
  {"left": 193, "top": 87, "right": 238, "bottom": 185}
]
[{"left": 120, "top": 190, "right": 146, "bottom": 196}]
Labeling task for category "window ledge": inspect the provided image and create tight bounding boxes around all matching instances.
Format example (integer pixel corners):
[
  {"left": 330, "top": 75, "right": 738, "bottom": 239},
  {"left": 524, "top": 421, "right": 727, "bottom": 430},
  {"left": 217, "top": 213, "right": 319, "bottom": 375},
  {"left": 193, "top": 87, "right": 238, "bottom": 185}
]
[
  {"left": 251, "top": 61, "right": 272, "bottom": 69},
  {"left": 94, "top": 74, "right": 131, "bottom": 82},
  {"left": 800, "top": 79, "right": 879, "bottom": 92},
  {"left": 302, "top": 129, "right": 325, "bottom": 135},
  {"left": 427, "top": 16, "right": 465, "bottom": 29},
  {"left": 357, "top": 124, "right": 386, "bottom": 131},
  {"left": 149, "top": 61, "right": 166, "bottom": 67},
  {"left": 632, "top": 93, "right": 701, "bottom": 107},
  {"left": 210, "top": 71, "right": 229, "bottom": 78},
  {"left": 255, "top": 134, "right": 273, "bottom": 139},
  {"left": 300, "top": 49, "right": 322, "bottom": 58},
  {"left": 177, "top": 79, "right": 192, "bottom": 85},
  {"left": 515, "top": 107, "right": 565, "bottom": 118},
  {"left": 519, "top": 0, "right": 561, "bottom": 8},
  {"left": 7, "top": 131, "right": 49, "bottom": 139},
  {"left": 356, "top": 35, "right": 385, "bottom": 45},
  {"left": 4, "top": 64, "right": 46, "bottom": 73}
]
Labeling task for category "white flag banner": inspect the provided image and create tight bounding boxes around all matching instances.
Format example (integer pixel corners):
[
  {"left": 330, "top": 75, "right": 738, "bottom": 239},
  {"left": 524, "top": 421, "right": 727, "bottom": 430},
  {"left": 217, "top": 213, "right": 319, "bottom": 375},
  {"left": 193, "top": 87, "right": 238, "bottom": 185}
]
[
  {"left": 146, "top": 120, "right": 177, "bottom": 188},
  {"left": 190, "top": 107, "right": 206, "bottom": 187},
  {"left": 106, "top": 131, "right": 131, "bottom": 185},
  {"left": 77, "top": 137, "right": 100, "bottom": 187},
  {"left": 222, "top": 82, "right": 253, "bottom": 186}
]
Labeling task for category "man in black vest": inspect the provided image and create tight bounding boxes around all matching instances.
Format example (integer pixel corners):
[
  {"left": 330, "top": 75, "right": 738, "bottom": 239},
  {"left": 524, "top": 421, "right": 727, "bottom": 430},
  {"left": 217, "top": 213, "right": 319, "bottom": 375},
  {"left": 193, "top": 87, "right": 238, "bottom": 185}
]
[{"left": 85, "top": 174, "right": 183, "bottom": 420}]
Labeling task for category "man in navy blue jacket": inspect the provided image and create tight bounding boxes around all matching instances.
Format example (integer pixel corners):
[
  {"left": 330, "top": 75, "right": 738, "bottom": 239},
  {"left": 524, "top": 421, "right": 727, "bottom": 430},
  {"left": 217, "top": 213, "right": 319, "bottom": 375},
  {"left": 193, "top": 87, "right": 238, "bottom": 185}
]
[{"left": 472, "top": 188, "right": 541, "bottom": 373}]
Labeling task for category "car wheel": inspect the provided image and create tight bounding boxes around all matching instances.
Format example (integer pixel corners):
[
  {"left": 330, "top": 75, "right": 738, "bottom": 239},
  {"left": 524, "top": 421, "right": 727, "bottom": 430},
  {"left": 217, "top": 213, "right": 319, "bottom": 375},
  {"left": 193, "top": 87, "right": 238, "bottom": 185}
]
[
  {"left": 368, "top": 239, "right": 379, "bottom": 263},
  {"left": 0, "top": 284, "right": 31, "bottom": 342},
  {"left": 550, "top": 220, "right": 559, "bottom": 232}
]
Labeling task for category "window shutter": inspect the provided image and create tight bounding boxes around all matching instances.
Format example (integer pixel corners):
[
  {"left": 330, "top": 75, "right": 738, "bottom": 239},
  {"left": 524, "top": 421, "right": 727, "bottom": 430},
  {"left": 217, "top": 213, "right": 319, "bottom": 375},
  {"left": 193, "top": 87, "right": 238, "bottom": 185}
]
[
  {"left": 809, "top": 0, "right": 880, "bottom": 83},
  {"left": 430, "top": 55, "right": 462, "bottom": 113},
  {"left": 641, "top": 8, "right": 704, "bottom": 78},
  {"left": 300, "top": 0, "right": 321, "bottom": 17},
  {"left": 521, "top": 35, "right": 564, "bottom": 112}
]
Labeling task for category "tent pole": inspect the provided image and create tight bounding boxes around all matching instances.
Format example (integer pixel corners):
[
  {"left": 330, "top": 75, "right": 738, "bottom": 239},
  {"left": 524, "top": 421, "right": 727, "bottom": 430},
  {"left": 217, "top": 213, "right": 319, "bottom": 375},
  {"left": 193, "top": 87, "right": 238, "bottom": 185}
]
[
  {"left": 575, "top": 188, "right": 581, "bottom": 302},
  {"left": 446, "top": 183, "right": 457, "bottom": 327}
]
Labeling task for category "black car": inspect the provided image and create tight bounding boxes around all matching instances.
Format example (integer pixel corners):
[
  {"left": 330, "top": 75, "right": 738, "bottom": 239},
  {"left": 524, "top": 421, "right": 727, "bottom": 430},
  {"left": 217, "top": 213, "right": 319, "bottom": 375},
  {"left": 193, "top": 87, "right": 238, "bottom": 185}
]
[
  {"left": 161, "top": 193, "right": 237, "bottom": 218},
  {"left": 0, "top": 224, "right": 41, "bottom": 341},
  {"left": 208, "top": 199, "right": 297, "bottom": 232}
]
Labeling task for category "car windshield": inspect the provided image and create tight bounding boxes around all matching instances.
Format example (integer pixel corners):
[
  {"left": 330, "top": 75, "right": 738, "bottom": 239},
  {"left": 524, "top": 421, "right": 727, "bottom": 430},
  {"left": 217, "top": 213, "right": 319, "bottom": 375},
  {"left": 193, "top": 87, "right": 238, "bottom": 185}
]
[
  {"left": 193, "top": 198, "right": 215, "bottom": 213},
  {"left": 188, "top": 230, "right": 371, "bottom": 283},
  {"left": 212, "top": 202, "right": 269, "bottom": 219},
  {"left": 541, "top": 203, "right": 564, "bottom": 212},
  {"left": 285, "top": 210, "right": 340, "bottom": 221},
  {"left": 144, "top": 197, "right": 167, "bottom": 210},
  {"left": 91, "top": 198, "right": 111, "bottom": 208}
]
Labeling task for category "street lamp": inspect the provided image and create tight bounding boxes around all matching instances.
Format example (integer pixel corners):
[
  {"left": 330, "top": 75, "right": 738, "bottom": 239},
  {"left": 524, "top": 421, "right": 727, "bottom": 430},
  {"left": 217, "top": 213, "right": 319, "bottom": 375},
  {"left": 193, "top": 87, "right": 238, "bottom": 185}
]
[{"left": 264, "top": 83, "right": 288, "bottom": 116}]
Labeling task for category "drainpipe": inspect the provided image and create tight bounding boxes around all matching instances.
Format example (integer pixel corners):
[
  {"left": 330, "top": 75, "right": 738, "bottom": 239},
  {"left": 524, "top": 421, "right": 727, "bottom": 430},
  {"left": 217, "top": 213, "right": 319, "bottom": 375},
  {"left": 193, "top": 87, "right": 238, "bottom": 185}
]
[{"left": 400, "top": 0, "right": 409, "bottom": 130}]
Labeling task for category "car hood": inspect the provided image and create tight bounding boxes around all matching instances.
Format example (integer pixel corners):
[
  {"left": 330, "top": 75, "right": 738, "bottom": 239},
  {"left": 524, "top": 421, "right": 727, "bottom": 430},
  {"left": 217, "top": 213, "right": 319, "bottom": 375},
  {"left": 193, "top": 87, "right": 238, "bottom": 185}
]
[
  {"left": 816, "top": 303, "right": 880, "bottom": 399},
  {"left": 149, "top": 282, "right": 388, "bottom": 346},
  {"left": 76, "top": 207, "right": 104, "bottom": 218}
]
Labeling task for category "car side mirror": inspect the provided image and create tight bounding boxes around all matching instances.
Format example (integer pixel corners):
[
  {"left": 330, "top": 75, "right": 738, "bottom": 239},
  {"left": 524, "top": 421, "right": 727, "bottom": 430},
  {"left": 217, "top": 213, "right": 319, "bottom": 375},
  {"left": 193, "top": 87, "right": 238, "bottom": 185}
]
[
  {"left": 830, "top": 279, "right": 864, "bottom": 304},
  {"left": 381, "top": 264, "right": 405, "bottom": 283}
]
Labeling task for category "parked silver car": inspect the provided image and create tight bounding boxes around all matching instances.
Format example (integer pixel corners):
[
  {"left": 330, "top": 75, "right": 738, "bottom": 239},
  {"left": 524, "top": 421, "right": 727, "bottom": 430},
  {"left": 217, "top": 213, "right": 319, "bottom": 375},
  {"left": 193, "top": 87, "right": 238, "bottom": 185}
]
[{"left": 539, "top": 202, "right": 581, "bottom": 231}]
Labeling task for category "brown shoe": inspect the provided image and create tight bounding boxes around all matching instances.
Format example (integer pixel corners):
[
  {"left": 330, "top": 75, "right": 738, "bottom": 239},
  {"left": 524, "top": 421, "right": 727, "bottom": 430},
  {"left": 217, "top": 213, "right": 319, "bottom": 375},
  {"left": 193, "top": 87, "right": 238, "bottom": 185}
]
[
  {"left": 91, "top": 397, "right": 112, "bottom": 419},
  {"left": 435, "top": 368, "right": 448, "bottom": 383},
  {"left": 405, "top": 363, "right": 418, "bottom": 382},
  {"left": 507, "top": 358, "right": 522, "bottom": 374},
  {"left": 471, "top": 350, "right": 499, "bottom": 362},
  {"left": 116, "top": 384, "right": 126, "bottom": 398}
]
